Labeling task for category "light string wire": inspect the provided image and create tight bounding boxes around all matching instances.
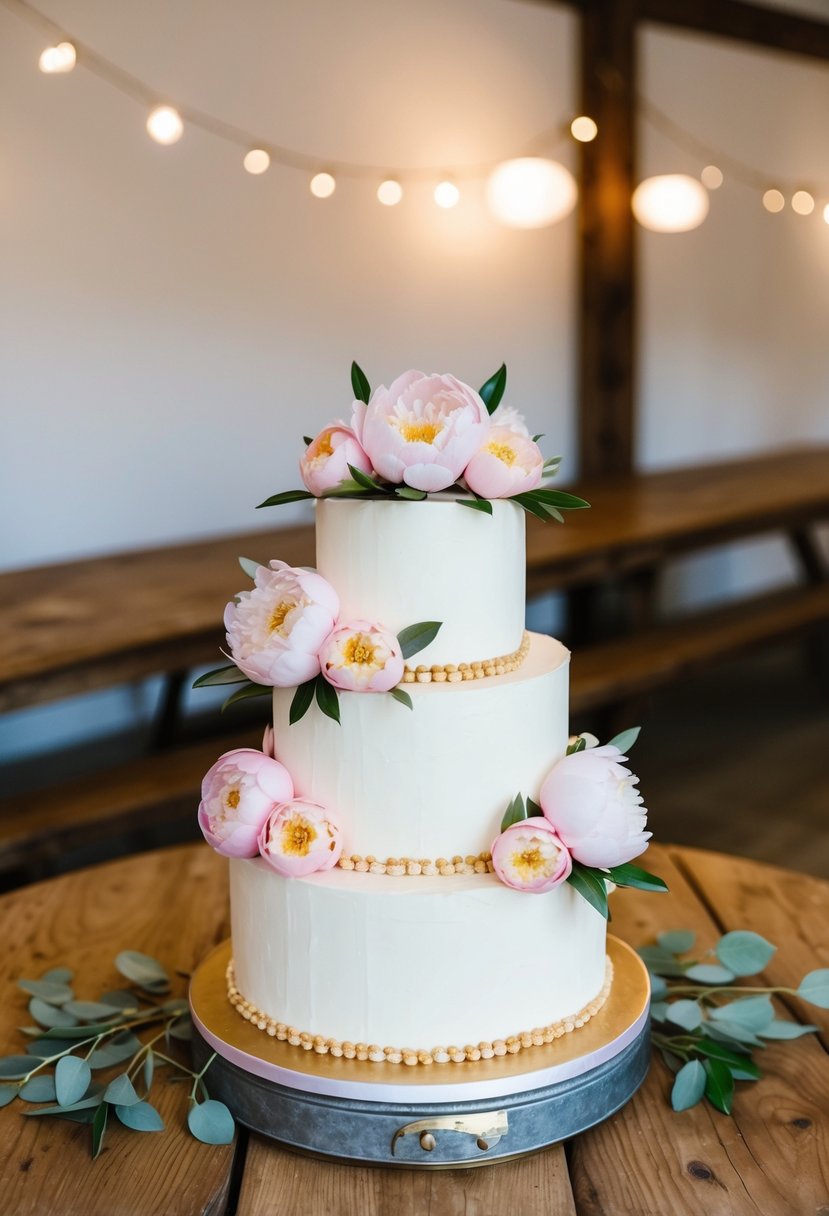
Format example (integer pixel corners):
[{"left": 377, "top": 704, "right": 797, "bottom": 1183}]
[{"left": 0, "top": 0, "right": 571, "bottom": 180}]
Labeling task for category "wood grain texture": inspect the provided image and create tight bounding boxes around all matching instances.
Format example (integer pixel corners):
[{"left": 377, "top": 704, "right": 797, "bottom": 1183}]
[
  {"left": 0, "top": 846, "right": 234, "bottom": 1216},
  {"left": 569, "top": 844, "right": 829, "bottom": 1216},
  {"left": 237, "top": 1138, "right": 576, "bottom": 1216}
]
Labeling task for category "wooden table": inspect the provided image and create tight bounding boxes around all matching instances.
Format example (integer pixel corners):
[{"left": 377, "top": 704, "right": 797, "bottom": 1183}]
[{"left": 1, "top": 842, "right": 826, "bottom": 1215}]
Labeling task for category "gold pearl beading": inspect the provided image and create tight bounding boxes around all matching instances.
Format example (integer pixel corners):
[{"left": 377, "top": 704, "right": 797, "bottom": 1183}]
[
  {"left": 401, "top": 631, "right": 530, "bottom": 684},
  {"left": 337, "top": 852, "right": 494, "bottom": 877},
  {"left": 226, "top": 956, "right": 613, "bottom": 1065}
]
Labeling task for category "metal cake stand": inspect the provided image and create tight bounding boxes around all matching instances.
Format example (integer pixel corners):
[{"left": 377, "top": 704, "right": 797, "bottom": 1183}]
[{"left": 189, "top": 936, "right": 651, "bottom": 1168}]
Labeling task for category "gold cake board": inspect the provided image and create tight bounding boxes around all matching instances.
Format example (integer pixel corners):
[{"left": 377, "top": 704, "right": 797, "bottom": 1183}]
[{"left": 189, "top": 936, "right": 651, "bottom": 1166}]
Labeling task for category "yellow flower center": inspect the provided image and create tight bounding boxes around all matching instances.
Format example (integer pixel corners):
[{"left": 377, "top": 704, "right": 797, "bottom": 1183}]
[
  {"left": 281, "top": 816, "right": 317, "bottom": 857},
  {"left": 399, "top": 420, "right": 442, "bottom": 444},
  {"left": 226, "top": 789, "right": 241, "bottom": 810},
  {"left": 511, "top": 844, "right": 555, "bottom": 882},
  {"left": 268, "top": 599, "right": 295, "bottom": 634},
  {"left": 487, "top": 439, "right": 517, "bottom": 466},
  {"left": 342, "top": 634, "right": 379, "bottom": 667},
  {"left": 316, "top": 432, "right": 334, "bottom": 457}
]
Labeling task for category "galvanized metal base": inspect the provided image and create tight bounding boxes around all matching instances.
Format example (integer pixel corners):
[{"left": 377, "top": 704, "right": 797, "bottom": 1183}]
[{"left": 189, "top": 936, "right": 651, "bottom": 1168}]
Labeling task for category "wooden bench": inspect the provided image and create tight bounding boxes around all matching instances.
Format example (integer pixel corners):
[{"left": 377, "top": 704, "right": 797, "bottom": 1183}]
[{"left": 1, "top": 445, "right": 827, "bottom": 879}]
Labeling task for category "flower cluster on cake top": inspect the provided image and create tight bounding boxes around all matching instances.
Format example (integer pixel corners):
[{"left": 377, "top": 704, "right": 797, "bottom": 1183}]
[{"left": 258, "top": 362, "right": 590, "bottom": 521}]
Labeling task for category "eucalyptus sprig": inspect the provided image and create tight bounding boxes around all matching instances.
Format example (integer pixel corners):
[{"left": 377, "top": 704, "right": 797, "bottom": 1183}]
[
  {"left": 642, "top": 931, "right": 828, "bottom": 1114},
  {"left": 0, "top": 952, "right": 234, "bottom": 1158}
]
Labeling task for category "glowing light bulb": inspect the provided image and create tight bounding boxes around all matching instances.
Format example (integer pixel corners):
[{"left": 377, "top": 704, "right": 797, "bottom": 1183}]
[
  {"left": 147, "top": 106, "right": 183, "bottom": 145},
  {"left": 377, "top": 179, "right": 403, "bottom": 206},
  {"left": 762, "top": 189, "right": 785, "bottom": 213},
  {"left": 632, "top": 174, "right": 709, "bottom": 233},
  {"left": 243, "top": 149, "right": 270, "bottom": 175},
  {"left": 570, "top": 116, "right": 598, "bottom": 143},
  {"left": 701, "top": 165, "right": 723, "bottom": 189},
  {"left": 823, "top": 203, "right": 829, "bottom": 226},
  {"left": 433, "top": 181, "right": 460, "bottom": 209},
  {"left": 792, "top": 190, "right": 814, "bottom": 215},
  {"left": 310, "top": 172, "right": 336, "bottom": 199},
  {"left": 39, "top": 42, "right": 76, "bottom": 73},
  {"left": 486, "top": 158, "right": 576, "bottom": 229}
]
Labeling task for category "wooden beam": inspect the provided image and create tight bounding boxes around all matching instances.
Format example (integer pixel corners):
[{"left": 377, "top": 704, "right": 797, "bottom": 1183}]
[
  {"left": 639, "top": 0, "right": 829, "bottom": 63},
  {"left": 577, "top": 0, "right": 637, "bottom": 476}
]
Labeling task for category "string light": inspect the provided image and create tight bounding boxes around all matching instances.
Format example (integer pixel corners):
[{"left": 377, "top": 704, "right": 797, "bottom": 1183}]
[
  {"left": 243, "top": 149, "right": 270, "bottom": 175},
  {"left": 486, "top": 158, "right": 576, "bottom": 228},
  {"left": 310, "top": 172, "right": 336, "bottom": 199},
  {"left": 824, "top": 204, "right": 829, "bottom": 226},
  {"left": 791, "top": 190, "right": 815, "bottom": 216},
  {"left": 570, "top": 116, "right": 597, "bottom": 143},
  {"left": 762, "top": 189, "right": 785, "bottom": 213},
  {"left": 38, "top": 40, "right": 75, "bottom": 72},
  {"left": 632, "top": 175, "right": 709, "bottom": 233},
  {"left": 700, "top": 165, "right": 723, "bottom": 189},
  {"left": 433, "top": 181, "right": 460, "bottom": 209},
  {"left": 146, "top": 106, "right": 183, "bottom": 145},
  {"left": 377, "top": 179, "right": 403, "bottom": 206}
]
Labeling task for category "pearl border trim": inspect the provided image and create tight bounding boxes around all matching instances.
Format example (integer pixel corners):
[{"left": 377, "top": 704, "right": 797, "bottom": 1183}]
[
  {"left": 336, "top": 852, "right": 494, "bottom": 876},
  {"left": 226, "top": 956, "right": 613, "bottom": 1066},
  {"left": 401, "top": 631, "right": 531, "bottom": 683}
]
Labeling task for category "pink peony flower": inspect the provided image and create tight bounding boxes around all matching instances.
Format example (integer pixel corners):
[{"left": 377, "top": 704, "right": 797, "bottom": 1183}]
[
  {"left": 539, "top": 745, "right": 651, "bottom": 870},
  {"left": 198, "top": 748, "right": 294, "bottom": 858},
  {"left": 224, "top": 560, "right": 339, "bottom": 687},
  {"left": 261, "top": 724, "right": 276, "bottom": 759},
  {"left": 463, "top": 426, "right": 544, "bottom": 499},
  {"left": 490, "top": 818, "right": 572, "bottom": 893},
  {"left": 258, "top": 799, "right": 343, "bottom": 876},
  {"left": 300, "top": 423, "right": 373, "bottom": 496},
  {"left": 490, "top": 404, "right": 530, "bottom": 436},
  {"left": 354, "top": 370, "right": 488, "bottom": 492},
  {"left": 319, "top": 620, "right": 404, "bottom": 692}
]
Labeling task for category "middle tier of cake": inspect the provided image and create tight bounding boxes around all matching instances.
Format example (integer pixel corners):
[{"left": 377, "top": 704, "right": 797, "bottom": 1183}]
[{"left": 272, "top": 632, "right": 570, "bottom": 859}]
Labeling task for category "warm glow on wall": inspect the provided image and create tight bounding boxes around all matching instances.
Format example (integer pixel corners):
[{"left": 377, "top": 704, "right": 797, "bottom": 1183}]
[
  {"left": 632, "top": 175, "right": 709, "bottom": 233},
  {"left": 38, "top": 42, "right": 76, "bottom": 73},
  {"left": 243, "top": 149, "right": 270, "bottom": 175},
  {"left": 486, "top": 158, "right": 576, "bottom": 228},
  {"left": 377, "top": 180, "right": 403, "bottom": 206},
  {"left": 146, "top": 106, "right": 183, "bottom": 145},
  {"left": 433, "top": 181, "right": 460, "bottom": 209},
  {"left": 310, "top": 172, "right": 336, "bottom": 199}
]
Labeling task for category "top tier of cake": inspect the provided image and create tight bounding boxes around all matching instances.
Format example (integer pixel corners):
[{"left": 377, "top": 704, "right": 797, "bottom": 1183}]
[{"left": 315, "top": 497, "right": 525, "bottom": 668}]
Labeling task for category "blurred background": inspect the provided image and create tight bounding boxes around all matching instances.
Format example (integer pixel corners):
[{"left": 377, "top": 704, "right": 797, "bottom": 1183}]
[{"left": 1, "top": 0, "right": 827, "bottom": 884}]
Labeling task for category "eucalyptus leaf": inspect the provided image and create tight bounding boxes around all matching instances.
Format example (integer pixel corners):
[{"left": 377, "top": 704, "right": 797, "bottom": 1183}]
[
  {"left": 657, "top": 930, "right": 696, "bottom": 955},
  {"left": 115, "top": 1100, "right": 164, "bottom": 1132},
  {"left": 222, "top": 682, "right": 271, "bottom": 711},
  {"left": 797, "top": 969, "right": 829, "bottom": 1008},
  {"left": 759, "top": 1019, "right": 819, "bottom": 1039},
  {"left": 17, "top": 979, "right": 73, "bottom": 1006},
  {"left": 92, "top": 1100, "right": 108, "bottom": 1158},
  {"left": 168, "top": 1018, "right": 193, "bottom": 1042},
  {"left": 37, "top": 1020, "right": 120, "bottom": 1041},
  {"left": 457, "top": 498, "right": 493, "bottom": 514},
  {"left": 649, "top": 974, "right": 668, "bottom": 1000},
  {"left": 98, "top": 990, "right": 141, "bottom": 1011},
  {"left": 0, "top": 1084, "right": 18, "bottom": 1107},
  {"left": 351, "top": 360, "right": 371, "bottom": 404},
  {"left": 104, "top": 1073, "right": 141, "bottom": 1106},
  {"left": 19, "top": 1075, "right": 57, "bottom": 1103},
  {"left": 192, "top": 665, "right": 248, "bottom": 689},
  {"left": 55, "top": 1055, "right": 91, "bottom": 1107},
  {"left": 26, "top": 1038, "right": 75, "bottom": 1057},
  {"left": 637, "top": 947, "right": 687, "bottom": 977},
  {"left": 397, "top": 621, "right": 442, "bottom": 661},
  {"left": 89, "top": 1032, "right": 142, "bottom": 1070},
  {"left": 709, "top": 995, "right": 774, "bottom": 1032},
  {"left": 289, "top": 678, "right": 316, "bottom": 725},
  {"left": 671, "top": 1059, "right": 706, "bottom": 1112},
  {"left": 187, "top": 1099, "right": 235, "bottom": 1145},
  {"left": 703, "top": 1058, "right": 734, "bottom": 1114},
  {"left": 685, "top": 964, "right": 735, "bottom": 984},
  {"left": 64, "top": 1001, "right": 124, "bottom": 1022},
  {"left": 715, "top": 931, "right": 776, "bottom": 977},
  {"left": 650, "top": 1000, "right": 670, "bottom": 1021},
  {"left": 665, "top": 1000, "right": 703, "bottom": 1031},
  {"left": 41, "top": 967, "right": 73, "bottom": 984},
  {"left": 115, "top": 951, "right": 170, "bottom": 993},
  {"left": 566, "top": 863, "right": 609, "bottom": 920},
  {"left": 478, "top": 363, "right": 507, "bottom": 415},
  {"left": 705, "top": 1021, "right": 765, "bottom": 1047},
  {"left": 238, "top": 556, "right": 261, "bottom": 579},
  {"left": 24, "top": 1094, "right": 104, "bottom": 1117},
  {"left": 389, "top": 688, "right": 413, "bottom": 710},
  {"left": 394, "top": 486, "right": 427, "bottom": 500},
  {"left": 143, "top": 1051, "right": 155, "bottom": 1094},
  {"left": 256, "top": 489, "right": 314, "bottom": 509},
  {"left": 660, "top": 1049, "right": 683, "bottom": 1075},
  {"left": 314, "top": 675, "right": 341, "bottom": 724},
  {"left": 606, "top": 726, "right": 641, "bottom": 754},
  {"left": 29, "top": 998, "right": 78, "bottom": 1029}
]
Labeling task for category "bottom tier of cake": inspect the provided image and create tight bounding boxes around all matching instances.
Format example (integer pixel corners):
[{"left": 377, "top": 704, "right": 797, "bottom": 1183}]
[{"left": 229, "top": 859, "right": 610, "bottom": 1058}]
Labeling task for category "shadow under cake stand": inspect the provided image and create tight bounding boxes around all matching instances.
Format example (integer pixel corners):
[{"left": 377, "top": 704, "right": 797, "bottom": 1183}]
[{"left": 189, "top": 936, "right": 650, "bottom": 1168}]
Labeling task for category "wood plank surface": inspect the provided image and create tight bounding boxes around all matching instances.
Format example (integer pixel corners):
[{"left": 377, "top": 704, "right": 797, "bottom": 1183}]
[{"left": 2, "top": 448, "right": 828, "bottom": 711}]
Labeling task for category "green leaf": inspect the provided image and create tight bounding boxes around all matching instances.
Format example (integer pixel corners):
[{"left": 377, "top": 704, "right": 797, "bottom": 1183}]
[
  {"left": 222, "top": 682, "right": 271, "bottom": 711},
  {"left": 115, "top": 951, "right": 170, "bottom": 993},
  {"left": 19, "top": 1075, "right": 57, "bottom": 1103},
  {"left": 606, "top": 864, "right": 668, "bottom": 893},
  {"left": 606, "top": 726, "right": 641, "bottom": 754},
  {"left": 18, "top": 979, "right": 73, "bottom": 1006},
  {"left": 716, "top": 931, "right": 776, "bottom": 977},
  {"left": 29, "top": 998, "right": 78, "bottom": 1029},
  {"left": 168, "top": 1018, "right": 193, "bottom": 1042},
  {"left": 315, "top": 675, "right": 341, "bottom": 724},
  {"left": 797, "top": 969, "right": 829, "bottom": 1008},
  {"left": 710, "top": 995, "right": 774, "bottom": 1032},
  {"left": 351, "top": 360, "right": 371, "bottom": 404},
  {"left": 693, "top": 1039, "right": 759, "bottom": 1075},
  {"left": 566, "top": 737, "right": 587, "bottom": 755},
  {"left": 41, "top": 967, "right": 73, "bottom": 984},
  {"left": 303, "top": 435, "right": 313, "bottom": 446},
  {"left": 703, "top": 1058, "right": 734, "bottom": 1114},
  {"left": 665, "top": 1000, "right": 703, "bottom": 1031},
  {"left": 64, "top": 1001, "right": 124, "bottom": 1023},
  {"left": 98, "top": 990, "right": 141, "bottom": 1010},
  {"left": 530, "top": 488, "right": 591, "bottom": 510},
  {"left": 395, "top": 486, "right": 427, "bottom": 500},
  {"left": 567, "top": 863, "right": 609, "bottom": 920},
  {"left": 0, "top": 1084, "right": 18, "bottom": 1107},
  {"left": 289, "top": 678, "right": 316, "bottom": 725},
  {"left": 256, "top": 489, "right": 314, "bottom": 509},
  {"left": 55, "top": 1056, "right": 91, "bottom": 1107},
  {"left": 89, "top": 1033, "right": 142, "bottom": 1070},
  {"left": 650, "top": 1000, "right": 669, "bottom": 1021},
  {"left": 500, "top": 793, "right": 528, "bottom": 833},
  {"left": 685, "top": 963, "right": 735, "bottom": 983},
  {"left": 760, "top": 1020, "right": 819, "bottom": 1039},
  {"left": 705, "top": 1022, "right": 765, "bottom": 1048},
  {"left": 27, "top": 1038, "right": 75, "bottom": 1057},
  {"left": 671, "top": 1059, "right": 706, "bottom": 1112},
  {"left": 637, "top": 946, "right": 687, "bottom": 977},
  {"left": 187, "top": 1099, "right": 235, "bottom": 1145},
  {"left": 478, "top": 364, "right": 507, "bottom": 415},
  {"left": 143, "top": 1051, "right": 155, "bottom": 1094},
  {"left": 526, "top": 796, "right": 543, "bottom": 818},
  {"left": 238, "top": 556, "right": 261, "bottom": 579},
  {"left": 532, "top": 433, "right": 544, "bottom": 443},
  {"left": 389, "top": 688, "right": 413, "bottom": 710},
  {"left": 347, "top": 463, "right": 387, "bottom": 493},
  {"left": 92, "top": 1101, "right": 108, "bottom": 1159},
  {"left": 192, "top": 664, "right": 248, "bottom": 689},
  {"left": 457, "top": 498, "right": 493, "bottom": 514},
  {"left": 649, "top": 974, "right": 668, "bottom": 1000},
  {"left": 657, "top": 930, "right": 696, "bottom": 955},
  {"left": 320, "top": 479, "right": 373, "bottom": 497},
  {"left": 36, "top": 1020, "right": 120, "bottom": 1041},
  {"left": 115, "top": 1100, "right": 165, "bottom": 1132},
  {"left": 104, "top": 1073, "right": 141, "bottom": 1106},
  {"left": 543, "top": 456, "right": 562, "bottom": 471},
  {"left": 397, "top": 621, "right": 442, "bottom": 661},
  {"left": 24, "top": 1094, "right": 104, "bottom": 1118},
  {"left": 511, "top": 492, "right": 558, "bottom": 523}
]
